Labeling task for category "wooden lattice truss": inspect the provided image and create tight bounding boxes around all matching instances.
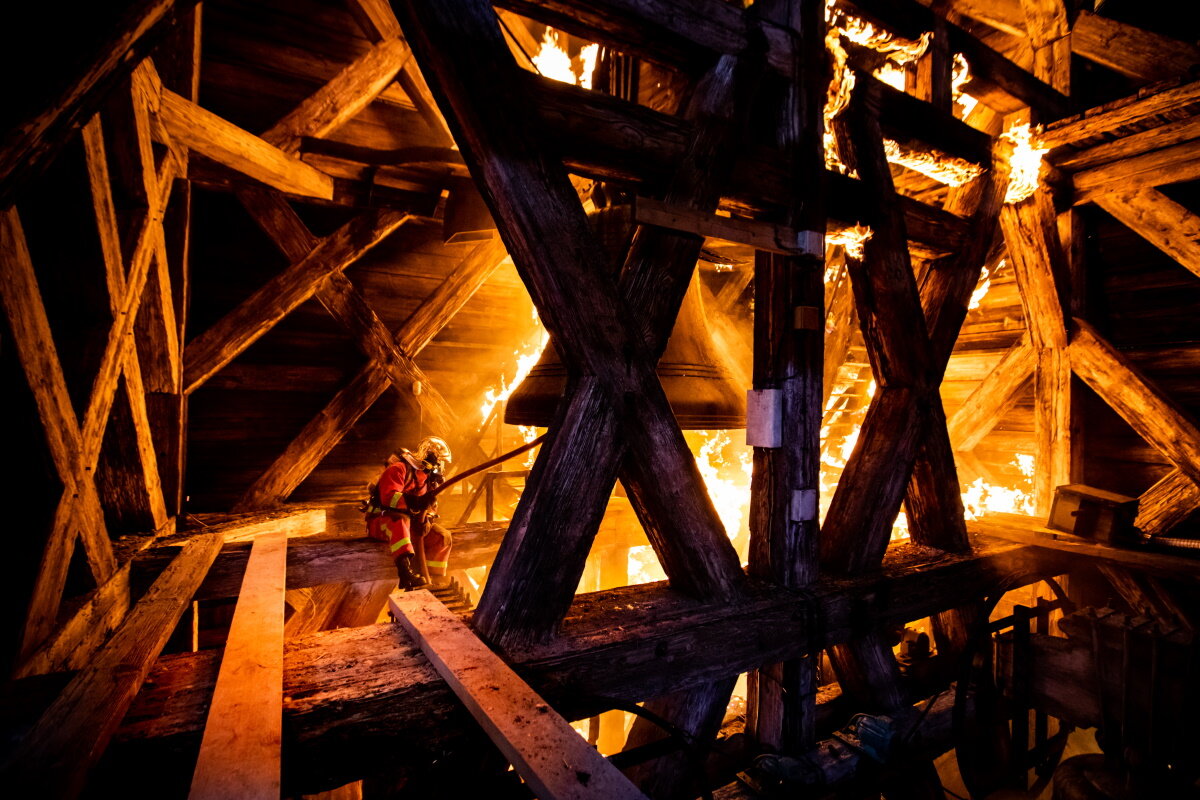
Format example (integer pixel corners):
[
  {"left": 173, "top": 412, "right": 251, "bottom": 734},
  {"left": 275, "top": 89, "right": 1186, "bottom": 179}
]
[{"left": 2, "top": 0, "right": 1200, "bottom": 796}]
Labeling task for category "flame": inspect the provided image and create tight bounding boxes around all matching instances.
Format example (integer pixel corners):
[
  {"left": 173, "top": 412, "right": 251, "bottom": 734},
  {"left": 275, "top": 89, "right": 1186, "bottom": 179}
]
[
  {"left": 519, "top": 425, "right": 542, "bottom": 468},
  {"left": 961, "top": 455, "right": 1036, "bottom": 519},
  {"left": 884, "top": 138, "right": 984, "bottom": 187},
  {"left": 532, "top": 28, "right": 599, "bottom": 89},
  {"left": 823, "top": 27, "right": 856, "bottom": 175},
  {"left": 828, "top": 224, "right": 873, "bottom": 259},
  {"left": 478, "top": 310, "right": 549, "bottom": 425},
  {"left": 823, "top": 3, "right": 975, "bottom": 187},
  {"left": 952, "top": 54, "right": 979, "bottom": 120},
  {"left": 874, "top": 62, "right": 908, "bottom": 91},
  {"left": 693, "top": 430, "right": 752, "bottom": 540},
  {"left": 579, "top": 43, "right": 600, "bottom": 90},
  {"left": 969, "top": 259, "right": 999, "bottom": 310},
  {"left": 1001, "top": 123, "right": 1049, "bottom": 204}
]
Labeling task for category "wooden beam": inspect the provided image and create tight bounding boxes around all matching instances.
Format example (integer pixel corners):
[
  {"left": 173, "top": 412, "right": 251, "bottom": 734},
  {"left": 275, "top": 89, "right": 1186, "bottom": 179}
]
[
  {"left": 0, "top": 205, "right": 118, "bottom": 657},
  {"left": 233, "top": 236, "right": 507, "bottom": 510},
  {"left": 138, "top": 521, "right": 519, "bottom": 600},
  {"left": 391, "top": 590, "right": 648, "bottom": 799},
  {"left": 1073, "top": 140, "right": 1200, "bottom": 205},
  {"left": 1041, "top": 78, "right": 1200, "bottom": 149},
  {"left": 157, "top": 88, "right": 334, "bottom": 199},
  {"left": 844, "top": 0, "right": 1070, "bottom": 119},
  {"left": 1094, "top": 188, "right": 1200, "bottom": 281},
  {"left": 189, "top": 532, "right": 286, "bottom": 800},
  {"left": 110, "top": 538, "right": 1065, "bottom": 793},
  {"left": 1135, "top": 470, "right": 1200, "bottom": 538},
  {"left": 622, "top": 677, "right": 736, "bottom": 797},
  {"left": 0, "top": 0, "right": 197, "bottom": 206},
  {"left": 1000, "top": 189, "right": 1071, "bottom": 514},
  {"left": 167, "top": 507, "right": 326, "bottom": 543},
  {"left": 744, "top": 0, "right": 825, "bottom": 757},
  {"left": 1018, "top": 0, "right": 1070, "bottom": 93},
  {"left": 396, "top": 0, "right": 753, "bottom": 648},
  {"left": 233, "top": 187, "right": 457, "bottom": 434},
  {"left": 82, "top": 114, "right": 171, "bottom": 532},
  {"left": 1069, "top": 318, "right": 1200, "bottom": 487},
  {"left": 261, "top": 37, "right": 413, "bottom": 155},
  {"left": 346, "top": 0, "right": 454, "bottom": 144},
  {"left": 946, "top": 333, "right": 1035, "bottom": 451},
  {"left": 182, "top": 208, "right": 410, "bottom": 394},
  {"left": 820, "top": 82, "right": 933, "bottom": 573},
  {"left": 634, "top": 196, "right": 803, "bottom": 255},
  {"left": 1071, "top": 10, "right": 1200, "bottom": 83},
  {"left": 14, "top": 562, "right": 133, "bottom": 679},
  {"left": 1051, "top": 116, "right": 1200, "bottom": 174},
  {"left": 972, "top": 513, "right": 1200, "bottom": 579},
  {"left": 0, "top": 533, "right": 222, "bottom": 799}
]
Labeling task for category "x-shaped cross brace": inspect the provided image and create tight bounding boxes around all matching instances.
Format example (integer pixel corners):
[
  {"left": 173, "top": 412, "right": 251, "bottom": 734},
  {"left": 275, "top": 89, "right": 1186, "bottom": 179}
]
[{"left": 396, "top": 0, "right": 769, "bottom": 648}]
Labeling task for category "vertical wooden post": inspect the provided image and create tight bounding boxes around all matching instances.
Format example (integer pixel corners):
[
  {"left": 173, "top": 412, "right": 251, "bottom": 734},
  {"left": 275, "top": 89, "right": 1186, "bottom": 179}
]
[
  {"left": 151, "top": 7, "right": 201, "bottom": 517},
  {"left": 747, "top": 0, "right": 826, "bottom": 754}
]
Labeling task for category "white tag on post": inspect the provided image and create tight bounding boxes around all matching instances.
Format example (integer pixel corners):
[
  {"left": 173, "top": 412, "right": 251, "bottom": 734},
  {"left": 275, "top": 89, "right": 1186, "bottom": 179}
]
[{"left": 745, "top": 389, "right": 782, "bottom": 448}]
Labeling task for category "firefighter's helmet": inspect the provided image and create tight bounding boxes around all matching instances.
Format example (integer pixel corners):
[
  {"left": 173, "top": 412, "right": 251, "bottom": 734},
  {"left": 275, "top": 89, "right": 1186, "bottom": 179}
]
[{"left": 415, "top": 436, "right": 452, "bottom": 471}]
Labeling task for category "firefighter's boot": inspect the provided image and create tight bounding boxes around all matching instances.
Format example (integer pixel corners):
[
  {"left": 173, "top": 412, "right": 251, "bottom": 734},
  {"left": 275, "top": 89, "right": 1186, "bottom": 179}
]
[{"left": 395, "top": 553, "right": 428, "bottom": 591}]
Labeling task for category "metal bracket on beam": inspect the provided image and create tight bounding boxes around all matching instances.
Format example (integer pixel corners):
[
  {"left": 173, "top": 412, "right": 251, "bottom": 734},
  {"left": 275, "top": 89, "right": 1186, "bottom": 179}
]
[{"left": 746, "top": 389, "right": 782, "bottom": 448}]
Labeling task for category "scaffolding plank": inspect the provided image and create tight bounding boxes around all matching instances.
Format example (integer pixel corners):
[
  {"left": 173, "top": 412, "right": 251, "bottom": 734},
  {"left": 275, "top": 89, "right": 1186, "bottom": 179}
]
[
  {"left": 389, "top": 590, "right": 648, "bottom": 800},
  {"left": 189, "top": 531, "right": 287, "bottom": 800}
]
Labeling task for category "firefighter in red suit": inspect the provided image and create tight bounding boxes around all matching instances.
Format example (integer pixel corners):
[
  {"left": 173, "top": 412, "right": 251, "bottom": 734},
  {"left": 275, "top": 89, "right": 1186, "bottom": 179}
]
[{"left": 364, "top": 436, "right": 453, "bottom": 590}]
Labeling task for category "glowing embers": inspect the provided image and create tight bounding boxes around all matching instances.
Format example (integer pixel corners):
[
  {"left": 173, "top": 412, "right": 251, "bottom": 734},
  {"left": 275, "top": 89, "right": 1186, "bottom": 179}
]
[
  {"left": 961, "top": 454, "right": 1036, "bottom": 519},
  {"left": 884, "top": 139, "right": 984, "bottom": 187},
  {"left": 1001, "top": 123, "right": 1050, "bottom": 204},
  {"left": 531, "top": 27, "right": 599, "bottom": 89}
]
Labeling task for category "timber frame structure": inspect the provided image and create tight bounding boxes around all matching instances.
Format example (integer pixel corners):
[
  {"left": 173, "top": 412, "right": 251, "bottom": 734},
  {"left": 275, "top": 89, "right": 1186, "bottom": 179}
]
[{"left": 2, "top": 0, "right": 1199, "bottom": 798}]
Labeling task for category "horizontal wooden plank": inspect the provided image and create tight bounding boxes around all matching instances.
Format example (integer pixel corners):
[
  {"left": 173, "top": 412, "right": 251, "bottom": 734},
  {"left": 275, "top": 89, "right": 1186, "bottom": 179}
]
[
  {"left": 164, "top": 507, "right": 326, "bottom": 543},
  {"left": 391, "top": 590, "right": 647, "bottom": 799},
  {"left": 1042, "top": 78, "right": 1200, "bottom": 149},
  {"left": 109, "top": 537, "right": 1065, "bottom": 792},
  {"left": 971, "top": 513, "right": 1200, "bottom": 580},
  {"left": 189, "top": 532, "right": 286, "bottom": 800}
]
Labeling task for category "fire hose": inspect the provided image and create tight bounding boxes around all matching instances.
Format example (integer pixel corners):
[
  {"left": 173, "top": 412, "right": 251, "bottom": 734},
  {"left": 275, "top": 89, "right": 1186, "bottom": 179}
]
[{"left": 425, "top": 433, "right": 547, "bottom": 501}]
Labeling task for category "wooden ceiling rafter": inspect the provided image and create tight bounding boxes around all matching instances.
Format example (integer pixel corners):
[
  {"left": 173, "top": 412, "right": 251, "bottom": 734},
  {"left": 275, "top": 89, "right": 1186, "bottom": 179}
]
[
  {"left": 0, "top": 0, "right": 201, "bottom": 208},
  {"left": 232, "top": 234, "right": 509, "bottom": 511}
]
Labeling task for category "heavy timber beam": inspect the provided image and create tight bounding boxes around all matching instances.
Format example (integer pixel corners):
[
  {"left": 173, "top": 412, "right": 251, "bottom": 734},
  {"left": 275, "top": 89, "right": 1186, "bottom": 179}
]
[
  {"left": 394, "top": 0, "right": 752, "bottom": 650},
  {"left": 1041, "top": 79, "right": 1200, "bottom": 150},
  {"left": 1070, "top": 319, "right": 1200, "bottom": 488},
  {"left": 946, "top": 333, "right": 1036, "bottom": 451},
  {"left": 234, "top": 188, "right": 456, "bottom": 434},
  {"left": 745, "top": 0, "right": 825, "bottom": 758},
  {"left": 106, "top": 538, "right": 1065, "bottom": 793},
  {"left": 1094, "top": 189, "right": 1200, "bottom": 280},
  {"left": 1136, "top": 470, "right": 1200, "bottom": 538}
]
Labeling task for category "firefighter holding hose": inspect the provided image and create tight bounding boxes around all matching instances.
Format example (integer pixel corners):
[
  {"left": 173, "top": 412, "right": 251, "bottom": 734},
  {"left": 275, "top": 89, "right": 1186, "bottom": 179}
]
[{"left": 364, "top": 436, "right": 454, "bottom": 590}]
